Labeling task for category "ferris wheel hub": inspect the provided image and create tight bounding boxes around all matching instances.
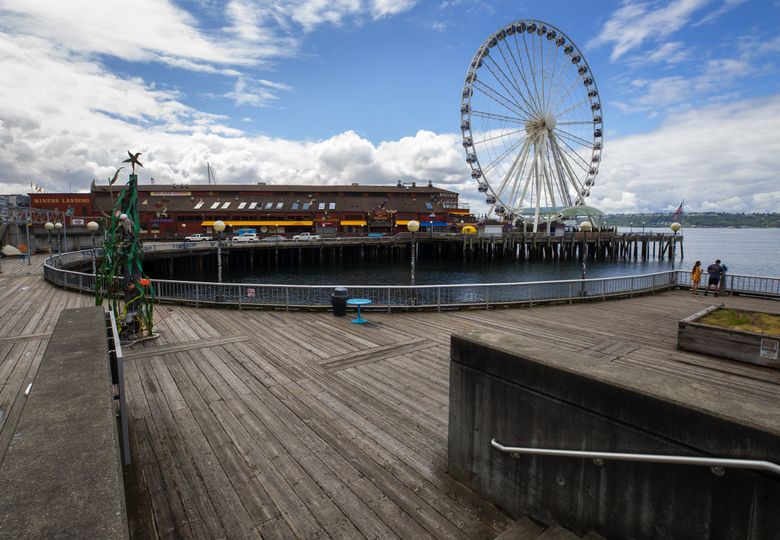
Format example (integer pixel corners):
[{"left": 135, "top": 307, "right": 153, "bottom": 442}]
[{"left": 525, "top": 112, "right": 556, "bottom": 139}]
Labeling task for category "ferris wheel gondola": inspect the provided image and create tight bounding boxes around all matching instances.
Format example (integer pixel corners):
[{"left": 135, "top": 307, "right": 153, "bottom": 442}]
[{"left": 461, "top": 20, "right": 603, "bottom": 231}]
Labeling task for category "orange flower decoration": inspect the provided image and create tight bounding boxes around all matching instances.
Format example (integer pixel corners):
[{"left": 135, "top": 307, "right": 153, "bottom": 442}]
[{"left": 139, "top": 278, "right": 151, "bottom": 287}]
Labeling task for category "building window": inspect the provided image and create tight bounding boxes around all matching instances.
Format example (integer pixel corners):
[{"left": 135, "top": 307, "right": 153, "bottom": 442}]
[
  {"left": 249, "top": 202, "right": 257, "bottom": 209},
  {"left": 292, "top": 202, "right": 300, "bottom": 210},
  {"left": 329, "top": 202, "right": 336, "bottom": 210},
  {"left": 318, "top": 202, "right": 325, "bottom": 210},
  {"left": 265, "top": 202, "right": 273, "bottom": 209},
  {"left": 221, "top": 202, "right": 231, "bottom": 209},
  {"left": 210, "top": 202, "right": 220, "bottom": 209},
  {"left": 194, "top": 201, "right": 204, "bottom": 209},
  {"left": 276, "top": 202, "right": 284, "bottom": 209},
  {"left": 238, "top": 202, "right": 247, "bottom": 209},
  {"left": 302, "top": 203, "right": 310, "bottom": 210}
]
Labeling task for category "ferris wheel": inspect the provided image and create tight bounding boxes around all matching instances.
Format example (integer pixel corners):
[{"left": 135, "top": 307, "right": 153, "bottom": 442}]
[{"left": 461, "top": 20, "right": 603, "bottom": 230}]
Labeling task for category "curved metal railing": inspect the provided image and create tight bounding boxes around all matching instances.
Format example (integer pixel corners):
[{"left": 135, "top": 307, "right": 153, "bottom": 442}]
[{"left": 42, "top": 249, "right": 780, "bottom": 311}]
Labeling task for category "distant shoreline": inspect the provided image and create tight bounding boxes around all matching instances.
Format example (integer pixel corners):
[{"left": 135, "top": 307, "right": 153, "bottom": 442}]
[{"left": 604, "top": 213, "right": 780, "bottom": 229}]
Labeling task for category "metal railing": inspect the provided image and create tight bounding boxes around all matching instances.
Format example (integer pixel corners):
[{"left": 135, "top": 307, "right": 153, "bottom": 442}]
[
  {"left": 491, "top": 439, "right": 780, "bottom": 477},
  {"left": 43, "top": 249, "right": 779, "bottom": 311},
  {"left": 106, "top": 310, "right": 130, "bottom": 466},
  {"left": 675, "top": 270, "right": 780, "bottom": 297}
]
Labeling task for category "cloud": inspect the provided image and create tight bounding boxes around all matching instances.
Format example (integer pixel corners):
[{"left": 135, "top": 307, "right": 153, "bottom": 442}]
[
  {"left": 693, "top": 0, "right": 748, "bottom": 26},
  {"left": 640, "top": 41, "right": 691, "bottom": 65},
  {"left": 226, "top": 77, "right": 292, "bottom": 107},
  {"left": 614, "top": 56, "right": 753, "bottom": 113},
  {"left": 0, "top": 0, "right": 266, "bottom": 67},
  {"left": 591, "top": 93, "right": 780, "bottom": 213},
  {"left": 225, "top": 0, "right": 418, "bottom": 35},
  {"left": 589, "top": 0, "right": 710, "bottom": 61}
]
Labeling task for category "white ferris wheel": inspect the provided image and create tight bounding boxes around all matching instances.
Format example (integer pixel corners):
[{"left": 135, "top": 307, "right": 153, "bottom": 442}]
[{"left": 461, "top": 20, "right": 603, "bottom": 231}]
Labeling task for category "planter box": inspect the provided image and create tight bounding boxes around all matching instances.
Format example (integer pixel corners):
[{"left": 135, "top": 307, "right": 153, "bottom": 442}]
[{"left": 678, "top": 305, "right": 780, "bottom": 369}]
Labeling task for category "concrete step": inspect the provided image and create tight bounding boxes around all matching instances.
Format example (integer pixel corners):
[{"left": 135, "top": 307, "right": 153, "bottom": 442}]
[
  {"left": 494, "top": 516, "right": 545, "bottom": 539},
  {"left": 534, "top": 524, "right": 581, "bottom": 540},
  {"left": 581, "top": 532, "right": 607, "bottom": 540},
  {"left": 495, "top": 517, "right": 608, "bottom": 540}
]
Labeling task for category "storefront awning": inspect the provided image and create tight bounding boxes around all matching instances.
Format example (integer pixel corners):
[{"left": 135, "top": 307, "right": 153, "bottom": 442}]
[
  {"left": 201, "top": 220, "right": 313, "bottom": 227},
  {"left": 340, "top": 220, "right": 367, "bottom": 226}
]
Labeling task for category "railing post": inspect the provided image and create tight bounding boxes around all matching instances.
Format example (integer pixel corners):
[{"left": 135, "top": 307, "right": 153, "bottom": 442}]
[
  {"left": 238, "top": 285, "right": 242, "bottom": 310},
  {"left": 630, "top": 277, "right": 634, "bottom": 297},
  {"left": 285, "top": 287, "right": 290, "bottom": 311},
  {"left": 486, "top": 285, "right": 490, "bottom": 309},
  {"left": 437, "top": 287, "right": 441, "bottom": 312}
]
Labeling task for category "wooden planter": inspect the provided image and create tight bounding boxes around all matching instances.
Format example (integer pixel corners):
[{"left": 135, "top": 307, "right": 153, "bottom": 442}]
[{"left": 678, "top": 305, "right": 780, "bottom": 369}]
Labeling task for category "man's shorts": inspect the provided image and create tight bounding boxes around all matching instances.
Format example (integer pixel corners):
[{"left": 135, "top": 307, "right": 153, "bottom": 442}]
[{"left": 708, "top": 276, "right": 720, "bottom": 285}]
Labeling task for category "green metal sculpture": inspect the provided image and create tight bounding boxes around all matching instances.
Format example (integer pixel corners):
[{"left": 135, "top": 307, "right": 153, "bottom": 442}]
[{"left": 95, "top": 151, "right": 155, "bottom": 340}]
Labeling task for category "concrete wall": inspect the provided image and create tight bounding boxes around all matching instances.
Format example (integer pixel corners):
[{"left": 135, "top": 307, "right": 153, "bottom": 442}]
[
  {"left": 0, "top": 307, "right": 128, "bottom": 539},
  {"left": 448, "top": 331, "right": 780, "bottom": 540}
]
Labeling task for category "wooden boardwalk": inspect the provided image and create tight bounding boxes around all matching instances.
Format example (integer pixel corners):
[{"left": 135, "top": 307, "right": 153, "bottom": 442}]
[{"left": 2, "top": 256, "right": 779, "bottom": 539}]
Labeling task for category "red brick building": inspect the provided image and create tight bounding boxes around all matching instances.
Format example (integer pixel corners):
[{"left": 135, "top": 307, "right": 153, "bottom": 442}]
[{"left": 90, "top": 182, "right": 472, "bottom": 239}]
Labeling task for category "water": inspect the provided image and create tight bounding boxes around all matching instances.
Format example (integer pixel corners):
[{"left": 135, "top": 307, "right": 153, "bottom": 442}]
[{"left": 171, "top": 228, "right": 780, "bottom": 285}]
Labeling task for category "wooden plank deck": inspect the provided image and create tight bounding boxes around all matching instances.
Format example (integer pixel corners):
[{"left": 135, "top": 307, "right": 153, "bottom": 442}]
[{"left": 2, "top": 256, "right": 779, "bottom": 538}]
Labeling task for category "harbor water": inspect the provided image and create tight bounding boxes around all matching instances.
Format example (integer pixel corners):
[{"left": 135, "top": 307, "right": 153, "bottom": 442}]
[{"left": 170, "top": 228, "right": 780, "bottom": 285}]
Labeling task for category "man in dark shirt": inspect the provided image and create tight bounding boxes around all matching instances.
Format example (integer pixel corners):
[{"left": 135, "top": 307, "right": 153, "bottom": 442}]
[{"left": 705, "top": 259, "right": 723, "bottom": 296}]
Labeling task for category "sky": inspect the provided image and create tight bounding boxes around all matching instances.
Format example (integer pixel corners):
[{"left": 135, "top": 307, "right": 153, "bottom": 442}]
[{"left": 0, "top": 0, "right": 779, "bottom": 215}]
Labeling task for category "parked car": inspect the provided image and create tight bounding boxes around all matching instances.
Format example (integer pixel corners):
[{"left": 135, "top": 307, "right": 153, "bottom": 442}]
[
  {"left": 232, "top": 233, "right": 259, "bottom": 243},
  {"left": 261, "top": 235, "right": 287, "bottom": 242},
  {"left": 292, "top": 232, "right": 321, "bottom": 241},
  {"left": 184, "top": 233, "right": 212, "bottom": 242}
]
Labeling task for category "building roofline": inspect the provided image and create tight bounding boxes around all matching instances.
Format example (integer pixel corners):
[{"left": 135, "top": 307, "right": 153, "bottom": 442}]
[{"left": 90, "top": 183, "right": 457, "bottom": 195}]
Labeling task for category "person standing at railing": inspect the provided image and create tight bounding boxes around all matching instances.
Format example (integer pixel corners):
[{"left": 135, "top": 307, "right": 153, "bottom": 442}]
[
  {"left": 691, "top": 261, "right": 702, "bottom": 295},
  {"left": 704, "top": 259, "right": 724, "bottom": 297},
  {"left": 718, "top": 262, "right": 729, "bottom": 296}
]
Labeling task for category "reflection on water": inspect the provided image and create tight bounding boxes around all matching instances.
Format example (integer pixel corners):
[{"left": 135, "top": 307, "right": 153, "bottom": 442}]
[{"left": 166, "top": 228, "right": 780, "bottom": 285}]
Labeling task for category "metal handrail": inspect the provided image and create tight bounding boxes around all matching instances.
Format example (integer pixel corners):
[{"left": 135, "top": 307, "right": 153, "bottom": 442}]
[
  {"left": 491, "top": 439, "right": 780, "bottom": 476},
  {"left": 107, "top": 310, "right": 130, "bottom": 466}
]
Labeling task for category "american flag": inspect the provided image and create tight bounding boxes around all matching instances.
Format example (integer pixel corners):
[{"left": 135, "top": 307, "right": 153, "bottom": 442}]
[{"left": 672, "top": 201, "right": 684, "bottom": 222}]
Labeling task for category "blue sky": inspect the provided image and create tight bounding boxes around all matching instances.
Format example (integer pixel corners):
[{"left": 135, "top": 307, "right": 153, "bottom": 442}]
[{"left": 1, "top": 0, "right": 779, "bottom": 214}]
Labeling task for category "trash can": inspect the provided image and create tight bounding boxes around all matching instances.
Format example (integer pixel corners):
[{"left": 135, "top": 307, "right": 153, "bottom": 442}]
[{"left": 331, "top": 287, "right": 348, "bottom": 317}]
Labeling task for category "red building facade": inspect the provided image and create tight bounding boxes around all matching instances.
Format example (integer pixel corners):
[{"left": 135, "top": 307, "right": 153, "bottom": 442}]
[{"left": 90, "top": 182, "right": 472, "bottom": 239}]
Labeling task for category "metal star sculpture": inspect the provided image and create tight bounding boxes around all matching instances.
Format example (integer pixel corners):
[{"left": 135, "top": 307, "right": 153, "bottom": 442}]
[{"left": 122, "top": 151, "right": 143, "bottom": 174}]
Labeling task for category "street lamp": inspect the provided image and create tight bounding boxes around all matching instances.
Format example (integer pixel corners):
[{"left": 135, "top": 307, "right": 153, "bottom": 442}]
[
  {"left": 87, "top": 221, "right": 99, "bottom": 275},
  {"left": 407, "top": 220, "right": 420, "bottom": 288},
  {"left": 214, "top": 220, "right": 226, "bottom": 284},
  {"left": 670, "top": 221, "right": 681, "bottom": 270},
  {"left": 54, "top": 222, "right": 63, "bottom": 265},
  {"left": 580, "top": 220, "right": 592, "bottom": 296},
  {"left": 44, "top": 221, "right": 54, "bottom": 255},
  {"left": 630, "top": 221, "right": 633, "bottom": 234}
]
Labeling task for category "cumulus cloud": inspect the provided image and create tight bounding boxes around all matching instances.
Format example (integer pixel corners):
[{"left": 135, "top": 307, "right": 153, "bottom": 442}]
[
  {"left": 0, "top": 0, "right": 265, "bottom": 67},
  {"left": 591, "top": 94, "right": 780, "bottom": 213}
]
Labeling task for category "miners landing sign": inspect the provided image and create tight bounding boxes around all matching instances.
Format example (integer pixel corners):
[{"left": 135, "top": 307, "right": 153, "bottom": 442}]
[{"left": 31, "top": 195, "right": 92, "bottom": 205}]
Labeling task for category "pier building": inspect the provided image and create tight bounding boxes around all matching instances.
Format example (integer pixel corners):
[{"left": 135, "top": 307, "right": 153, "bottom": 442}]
[{"left": 91, "top": 182, "right": 471, "bottom": 240}]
